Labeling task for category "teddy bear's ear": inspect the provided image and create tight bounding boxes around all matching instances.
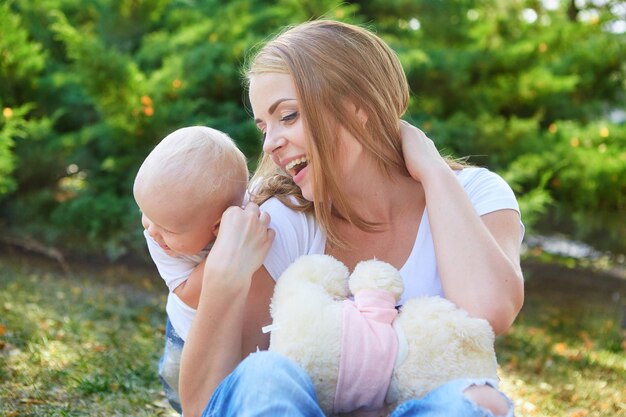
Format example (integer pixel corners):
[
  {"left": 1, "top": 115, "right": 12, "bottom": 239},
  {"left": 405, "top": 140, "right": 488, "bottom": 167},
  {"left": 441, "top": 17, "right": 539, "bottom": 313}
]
[
  {"left": 349, "top": 259, "right": 404, "bottom": 300},
  {"left": 278, "top": 254, "right": 350, "bottom": 299}
]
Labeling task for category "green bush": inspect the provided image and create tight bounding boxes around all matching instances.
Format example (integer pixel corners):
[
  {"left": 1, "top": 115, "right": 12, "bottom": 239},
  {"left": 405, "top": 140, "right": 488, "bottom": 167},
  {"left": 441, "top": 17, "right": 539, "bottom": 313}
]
[{"left": 1, "top": 0, "right": 624, "bottom": 258}]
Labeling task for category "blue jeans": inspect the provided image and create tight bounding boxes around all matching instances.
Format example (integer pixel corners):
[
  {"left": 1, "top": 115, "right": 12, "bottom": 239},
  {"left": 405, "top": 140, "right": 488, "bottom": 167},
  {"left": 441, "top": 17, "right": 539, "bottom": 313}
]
[
  {"left": 158, "top": 319, "right": 183, "bottom": 414},
  {"left": 203, "top": 351, "right": 514, "bottom": 417}
]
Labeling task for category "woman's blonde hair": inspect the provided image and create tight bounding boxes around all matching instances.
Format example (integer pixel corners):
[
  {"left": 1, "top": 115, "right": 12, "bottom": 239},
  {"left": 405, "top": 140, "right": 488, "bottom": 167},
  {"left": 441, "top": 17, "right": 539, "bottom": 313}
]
[{"left": 245, "top": 20, "right": 461, "bottom": 248}]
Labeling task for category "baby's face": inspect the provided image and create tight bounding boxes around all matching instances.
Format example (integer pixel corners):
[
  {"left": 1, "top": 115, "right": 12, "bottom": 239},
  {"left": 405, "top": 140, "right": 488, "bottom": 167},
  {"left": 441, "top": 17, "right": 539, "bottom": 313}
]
[{"left": 139, "top": 201, "right": 219, "bottom": 257}]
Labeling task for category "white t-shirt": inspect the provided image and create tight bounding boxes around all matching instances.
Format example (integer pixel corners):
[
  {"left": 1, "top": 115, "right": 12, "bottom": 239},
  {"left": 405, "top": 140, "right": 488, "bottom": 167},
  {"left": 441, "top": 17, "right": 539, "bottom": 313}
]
[
  {"left": 261, "top": 167, "right": 524, "bottom": 305},
  {"left": 144, "top": 230, "right": 211, "bottom": 340}
]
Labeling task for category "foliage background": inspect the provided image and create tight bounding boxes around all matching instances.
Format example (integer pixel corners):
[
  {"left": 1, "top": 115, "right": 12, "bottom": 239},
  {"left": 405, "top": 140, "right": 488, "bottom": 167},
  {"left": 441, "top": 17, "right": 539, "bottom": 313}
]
[
  {"left": 1, "top": 2, "right": 625, "bottom": 416},
  {"left": 0, "top": 0, "right": 625, "bottom": 261}
]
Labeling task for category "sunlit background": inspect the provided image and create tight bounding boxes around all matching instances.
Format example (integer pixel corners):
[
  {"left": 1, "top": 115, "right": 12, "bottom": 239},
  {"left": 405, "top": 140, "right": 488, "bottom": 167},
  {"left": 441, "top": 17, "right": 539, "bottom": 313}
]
[{"left": 1, "top": 1, "right": 624, "bottom": 416}]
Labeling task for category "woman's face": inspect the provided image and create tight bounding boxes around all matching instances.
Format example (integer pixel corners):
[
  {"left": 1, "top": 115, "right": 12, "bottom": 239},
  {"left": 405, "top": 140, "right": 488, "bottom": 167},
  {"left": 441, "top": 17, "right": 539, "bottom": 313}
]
[{"left": 249, "top": 73, "right": 314, "bottom": 201}]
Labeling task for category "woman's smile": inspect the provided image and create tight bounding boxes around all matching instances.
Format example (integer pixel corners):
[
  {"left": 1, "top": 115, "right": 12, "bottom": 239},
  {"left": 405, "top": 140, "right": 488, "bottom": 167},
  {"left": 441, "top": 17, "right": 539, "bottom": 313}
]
[{"left": 249, "top": 72, "right": 314, "bottom": 200}]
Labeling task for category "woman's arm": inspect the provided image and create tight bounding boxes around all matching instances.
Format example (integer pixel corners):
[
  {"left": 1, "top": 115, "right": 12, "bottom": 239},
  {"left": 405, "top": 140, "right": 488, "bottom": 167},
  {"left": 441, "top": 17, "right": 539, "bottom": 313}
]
[
  {"left": 178, "top": 204, "right": 275, "bottom": 417},
  {"left": 401, "top": 122, "right": 524, "bottom": 335}
]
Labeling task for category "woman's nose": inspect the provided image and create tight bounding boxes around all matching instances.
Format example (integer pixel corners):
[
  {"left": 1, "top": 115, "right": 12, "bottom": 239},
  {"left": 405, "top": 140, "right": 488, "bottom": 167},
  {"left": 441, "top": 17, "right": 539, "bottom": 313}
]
[{"left": 262, "top": 126, "right": 285, "bottom": 155}]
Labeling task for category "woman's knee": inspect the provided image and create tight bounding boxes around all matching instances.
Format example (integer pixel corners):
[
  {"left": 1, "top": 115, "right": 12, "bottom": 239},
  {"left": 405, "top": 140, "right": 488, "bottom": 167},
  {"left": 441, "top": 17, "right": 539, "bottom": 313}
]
[
  {"left": 240, "top": 350, "right": 297, "bottom": 372},
  {"left": 237, "top": 350, "right": 310, "bottom": 386},
  {"left": 463, "top": 384, "right": 511, "bottom": 416},
  {"left": 211, "top": 351, "right": 321, "bottom": 416}
]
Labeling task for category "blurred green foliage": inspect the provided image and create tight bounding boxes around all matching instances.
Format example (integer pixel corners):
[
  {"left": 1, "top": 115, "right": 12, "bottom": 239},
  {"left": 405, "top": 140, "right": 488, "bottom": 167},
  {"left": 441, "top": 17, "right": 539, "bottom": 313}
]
[{"left": 0, "top": 0, "right": 624, "bottom": 259}]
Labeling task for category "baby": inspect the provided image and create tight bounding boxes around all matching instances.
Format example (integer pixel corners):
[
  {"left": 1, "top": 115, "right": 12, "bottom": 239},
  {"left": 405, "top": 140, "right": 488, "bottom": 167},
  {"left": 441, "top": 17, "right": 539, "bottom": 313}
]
[{"left": 133, "top": 126, "right": 248, "bottom": 413}]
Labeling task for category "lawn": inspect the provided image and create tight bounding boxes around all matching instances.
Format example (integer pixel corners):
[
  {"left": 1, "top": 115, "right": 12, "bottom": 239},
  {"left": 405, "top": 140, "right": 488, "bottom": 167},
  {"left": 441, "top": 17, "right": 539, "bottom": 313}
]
[
  {"left": 497, "top": 261, "right": 625, "bottom": 417},
  {"left": 0, "top": 253, "right": 177, "bottom": 417},
  {"left": 0, "top": 251, "right": 624, "bottom": 416}
]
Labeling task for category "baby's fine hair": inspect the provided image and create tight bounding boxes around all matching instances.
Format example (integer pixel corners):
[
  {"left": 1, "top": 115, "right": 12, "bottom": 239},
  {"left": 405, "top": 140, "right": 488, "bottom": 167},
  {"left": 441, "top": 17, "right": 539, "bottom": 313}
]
[{"left": 135, "top": 126, "right": 248, "bottom": 209}]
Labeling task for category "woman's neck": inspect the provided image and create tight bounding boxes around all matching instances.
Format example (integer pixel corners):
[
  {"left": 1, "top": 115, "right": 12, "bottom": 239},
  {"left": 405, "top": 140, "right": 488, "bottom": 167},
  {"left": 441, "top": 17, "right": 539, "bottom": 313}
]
[
  {"left": 339, "top": 168, "right": 424, "bottom": 226},
  {"left": 326, "top": 169, "right": 426, "bottom": 271}
]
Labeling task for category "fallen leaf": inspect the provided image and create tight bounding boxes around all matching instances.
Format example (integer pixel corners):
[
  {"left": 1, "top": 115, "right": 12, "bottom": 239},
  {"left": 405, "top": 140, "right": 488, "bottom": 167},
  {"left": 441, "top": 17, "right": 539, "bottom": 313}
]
[{"left": 553, "top": 342, "right": 568, "bottom": 355}]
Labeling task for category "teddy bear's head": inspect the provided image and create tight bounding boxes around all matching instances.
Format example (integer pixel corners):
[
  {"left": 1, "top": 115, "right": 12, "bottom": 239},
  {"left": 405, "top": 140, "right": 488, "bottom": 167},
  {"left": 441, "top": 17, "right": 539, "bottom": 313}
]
[{"left": 349, "top": 258, "right": 404, "bottom": 300}]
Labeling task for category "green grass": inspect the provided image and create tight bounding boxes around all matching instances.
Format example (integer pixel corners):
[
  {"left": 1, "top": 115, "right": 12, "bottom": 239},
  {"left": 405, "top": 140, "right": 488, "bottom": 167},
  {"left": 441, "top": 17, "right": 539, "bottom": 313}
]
[
  {"left": 496, "top": 260, "right": 626, "bottom": 417},
  {"left": 0, "top": 255, "right": 624, "bottom": 416},
  {"left": 0, "top": 257, "right": 177, "bottom": 417}
]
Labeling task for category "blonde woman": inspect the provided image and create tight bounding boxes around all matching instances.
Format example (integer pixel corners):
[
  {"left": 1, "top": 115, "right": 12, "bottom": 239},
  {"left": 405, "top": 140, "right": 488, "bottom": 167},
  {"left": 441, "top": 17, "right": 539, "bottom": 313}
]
[{"left": 180, "top": 20, "right": 524, "bottom": 417}]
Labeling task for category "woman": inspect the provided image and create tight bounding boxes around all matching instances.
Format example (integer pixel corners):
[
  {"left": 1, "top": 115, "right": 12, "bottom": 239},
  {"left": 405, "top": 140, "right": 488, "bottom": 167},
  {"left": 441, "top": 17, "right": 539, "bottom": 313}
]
[{"left": 180, "top": 20, "right": 524, "bottom": 417}]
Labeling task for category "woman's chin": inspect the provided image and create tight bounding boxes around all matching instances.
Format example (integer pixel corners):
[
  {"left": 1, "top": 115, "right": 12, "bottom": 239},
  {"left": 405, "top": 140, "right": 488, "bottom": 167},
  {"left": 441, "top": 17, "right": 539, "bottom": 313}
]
[
  {"left": 295, "top": 175, "right": 314, "bottom": 202},
  {"left": 301, "top": 189, "right": 314, "bottom": 202}
]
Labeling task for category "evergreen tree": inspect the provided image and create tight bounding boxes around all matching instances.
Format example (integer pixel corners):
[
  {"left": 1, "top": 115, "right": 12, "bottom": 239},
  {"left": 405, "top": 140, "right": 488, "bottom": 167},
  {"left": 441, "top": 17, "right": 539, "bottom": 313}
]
[{"left": 1, "top": 0, "right": 624, "bottom": 258}]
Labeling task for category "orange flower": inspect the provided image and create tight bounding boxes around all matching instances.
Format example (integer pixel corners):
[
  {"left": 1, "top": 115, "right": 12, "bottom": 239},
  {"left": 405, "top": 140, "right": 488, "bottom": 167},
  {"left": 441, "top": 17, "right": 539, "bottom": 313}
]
[{"left": 141, "top": 95, "right": 153, "bottom": 107}]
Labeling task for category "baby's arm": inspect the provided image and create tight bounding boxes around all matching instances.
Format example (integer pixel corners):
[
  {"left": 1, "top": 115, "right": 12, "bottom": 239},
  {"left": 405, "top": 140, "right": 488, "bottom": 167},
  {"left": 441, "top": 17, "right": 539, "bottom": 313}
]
[{"left": 172, "top": 260, "right": 205, "bottom": 309}]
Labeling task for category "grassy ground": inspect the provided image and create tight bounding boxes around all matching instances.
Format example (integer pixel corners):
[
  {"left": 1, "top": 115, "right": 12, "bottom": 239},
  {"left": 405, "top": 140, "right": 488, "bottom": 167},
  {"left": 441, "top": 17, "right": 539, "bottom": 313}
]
[
  {"left": 0, "top": 253, "right": 176, "bottom": 417},
  {"left": 0, "top": 250, "right": 624, "bottom": 416},
  {"left": 497, "top": 261, "right": 625, "bottom": 417}
]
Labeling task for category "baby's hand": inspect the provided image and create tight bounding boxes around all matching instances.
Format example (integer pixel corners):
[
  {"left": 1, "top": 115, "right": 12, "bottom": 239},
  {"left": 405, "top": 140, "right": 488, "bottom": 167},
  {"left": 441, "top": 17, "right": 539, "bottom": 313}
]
[
  {"left": 205, "top": 203, "right": 274, "bottom": 285},
  {"left": 400, "top": 120, "right": 448, "bottom": 183}
]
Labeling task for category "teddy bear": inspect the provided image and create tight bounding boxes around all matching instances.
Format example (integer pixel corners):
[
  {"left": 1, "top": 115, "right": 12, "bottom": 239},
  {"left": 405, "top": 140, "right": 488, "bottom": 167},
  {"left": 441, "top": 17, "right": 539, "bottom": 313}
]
[{"left": 267, "top": 254, "right": 499, "bottom": 417}]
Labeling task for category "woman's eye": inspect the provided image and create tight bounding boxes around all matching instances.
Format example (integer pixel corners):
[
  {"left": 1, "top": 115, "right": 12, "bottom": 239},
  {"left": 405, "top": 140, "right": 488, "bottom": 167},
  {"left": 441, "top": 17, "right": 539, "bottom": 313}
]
[{"left": 280, "top": 112, "right": 298, "bottom": 122}]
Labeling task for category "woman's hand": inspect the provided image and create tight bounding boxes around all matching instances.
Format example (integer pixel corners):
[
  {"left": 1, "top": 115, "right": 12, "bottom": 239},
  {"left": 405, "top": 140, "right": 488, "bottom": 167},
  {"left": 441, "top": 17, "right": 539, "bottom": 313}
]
[
  {"left": 400, "top": 120, "right": 449, "bottom": 183},
  {"left": 179, "top": 203, "right": 275, "bottom": 417},
  {"left": 204, "top": 202, "right": 275, "bottom": 288}
]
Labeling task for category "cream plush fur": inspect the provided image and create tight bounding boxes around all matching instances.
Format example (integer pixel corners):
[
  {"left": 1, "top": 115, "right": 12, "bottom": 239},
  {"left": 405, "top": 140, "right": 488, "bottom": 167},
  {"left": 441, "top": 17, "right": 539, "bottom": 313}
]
[{"left": 268, "top": 254, "right": 499, "bottom": 416}]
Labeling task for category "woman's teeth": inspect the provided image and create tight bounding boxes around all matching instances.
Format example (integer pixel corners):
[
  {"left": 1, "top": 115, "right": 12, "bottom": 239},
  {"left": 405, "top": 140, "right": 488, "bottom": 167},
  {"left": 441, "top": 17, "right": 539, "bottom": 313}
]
[{"left": 286, "top": 157, "right": 309, "bottom": 174}]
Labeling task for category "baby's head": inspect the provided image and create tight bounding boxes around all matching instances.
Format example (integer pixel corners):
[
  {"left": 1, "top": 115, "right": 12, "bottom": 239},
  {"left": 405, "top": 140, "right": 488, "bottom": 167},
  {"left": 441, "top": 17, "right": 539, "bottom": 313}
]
[{"left": 134, "top": 126, "right": 248, "bottom": 257}]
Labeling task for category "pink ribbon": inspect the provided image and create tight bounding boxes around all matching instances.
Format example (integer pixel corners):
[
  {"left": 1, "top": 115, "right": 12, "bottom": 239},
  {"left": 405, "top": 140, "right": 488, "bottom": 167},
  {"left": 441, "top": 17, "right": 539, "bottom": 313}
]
[{"left": 334, "top": 289, "right": 398, "bottom": 415}]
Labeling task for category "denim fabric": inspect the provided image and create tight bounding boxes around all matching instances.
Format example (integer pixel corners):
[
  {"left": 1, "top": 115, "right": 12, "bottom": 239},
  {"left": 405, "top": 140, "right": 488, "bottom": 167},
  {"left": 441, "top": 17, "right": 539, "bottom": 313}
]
[
  {"left": 202, "top": 351, "right": 325, "bottom": 417},
  {"left": 389, "top": 379, "right": 514, "bottom": 417},
  {"left": 158, "top": 319, "right": 184, "bottom": 414},
  {"left": 203, "top": 351, "right": 515, "bottom": 417}
]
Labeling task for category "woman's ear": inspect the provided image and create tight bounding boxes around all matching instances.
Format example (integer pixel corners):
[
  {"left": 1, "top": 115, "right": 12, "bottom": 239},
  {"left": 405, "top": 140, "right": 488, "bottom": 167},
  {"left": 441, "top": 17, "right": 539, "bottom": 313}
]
[
  {"left": 355, "top": 106, "right": 368, "bottom": 127},
  {"left": 344, "top": 99, "right": 368, "bottom": 127}
]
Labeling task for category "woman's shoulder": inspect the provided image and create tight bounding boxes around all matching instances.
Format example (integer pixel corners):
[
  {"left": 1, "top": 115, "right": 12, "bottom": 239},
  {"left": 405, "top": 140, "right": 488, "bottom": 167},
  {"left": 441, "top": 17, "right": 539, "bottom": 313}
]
[
  {"left": 260, "top": 195, "right": 305, "bottom": 216},
  {"left": 260, "top": 196, "right": 320, "bottom": 234},
  {"left": 454, "top": 166, "right": 496, "bottom": 182},
  {"left": 260, "top": 197, "right": 326, "bottom": 280},
  {"left": 454, "top": 166, "right": 520, "bottom": 214},
  {"left": 454, "top": 166, "right": 510, "bottom": 191}
]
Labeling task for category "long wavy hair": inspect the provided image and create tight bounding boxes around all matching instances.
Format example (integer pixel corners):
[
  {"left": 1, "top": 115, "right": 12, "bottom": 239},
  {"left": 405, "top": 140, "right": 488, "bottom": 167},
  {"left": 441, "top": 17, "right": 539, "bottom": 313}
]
[{"left": 244, "top": 20, "right": 462, "bottom": 248}]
